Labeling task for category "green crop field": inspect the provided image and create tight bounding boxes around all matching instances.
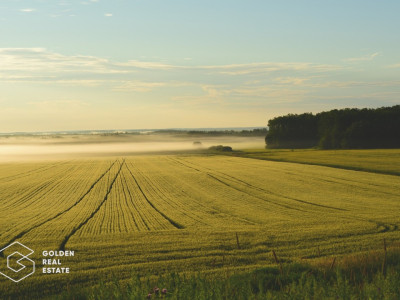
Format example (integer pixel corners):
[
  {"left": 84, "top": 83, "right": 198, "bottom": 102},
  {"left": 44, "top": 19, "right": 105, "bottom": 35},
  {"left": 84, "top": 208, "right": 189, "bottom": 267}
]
[
  {"left": 0, "top": 152, "right": 399, "bottom": 299},
  {"left": 233, "top": 148, "right": 400, "bottom": 176}
]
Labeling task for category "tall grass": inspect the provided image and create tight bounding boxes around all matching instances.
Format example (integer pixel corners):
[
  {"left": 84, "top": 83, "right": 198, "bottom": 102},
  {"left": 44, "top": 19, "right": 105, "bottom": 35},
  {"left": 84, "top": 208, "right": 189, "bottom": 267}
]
[{"left": 56, "top": 248, "right": 400, "bottom": 300}]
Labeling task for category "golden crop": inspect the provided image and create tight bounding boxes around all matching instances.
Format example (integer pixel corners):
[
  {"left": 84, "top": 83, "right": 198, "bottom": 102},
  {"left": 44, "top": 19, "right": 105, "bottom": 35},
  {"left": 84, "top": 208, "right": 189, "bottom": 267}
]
[{"left": 0, "top": 153, "right": 398, "bottom": 298}]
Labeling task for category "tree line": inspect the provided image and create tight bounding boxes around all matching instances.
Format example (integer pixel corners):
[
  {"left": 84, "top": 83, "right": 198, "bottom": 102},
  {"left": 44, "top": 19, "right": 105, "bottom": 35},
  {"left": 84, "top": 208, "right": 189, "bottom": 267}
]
[
  {"left": 187, "top": 128, "right": 267, "bottom": 137},
  {"left": 154, "top": 128, "right": 268, "bottom": 137},
  {"left": 265, "top": 105, "right": 400, "bottom": 149}
]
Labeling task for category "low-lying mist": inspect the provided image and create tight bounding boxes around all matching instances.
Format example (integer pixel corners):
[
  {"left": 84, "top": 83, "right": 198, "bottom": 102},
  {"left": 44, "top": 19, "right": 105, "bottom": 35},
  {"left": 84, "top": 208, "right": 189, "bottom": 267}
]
[{"left": 0, "top": 134, "right": 265, "bottom": 161}]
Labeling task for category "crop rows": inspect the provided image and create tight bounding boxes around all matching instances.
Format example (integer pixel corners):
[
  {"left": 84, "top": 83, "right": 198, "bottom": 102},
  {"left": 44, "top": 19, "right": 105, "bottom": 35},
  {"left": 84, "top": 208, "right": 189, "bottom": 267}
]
[
  {"left": 0, "top": 159, "right": 116, "bottom": 247},
  {"left": 1, "top": 155, "right": 399, "bottom": 248},
  {"left": 0, "top": 154, "right": 399, "bottom": 298}
]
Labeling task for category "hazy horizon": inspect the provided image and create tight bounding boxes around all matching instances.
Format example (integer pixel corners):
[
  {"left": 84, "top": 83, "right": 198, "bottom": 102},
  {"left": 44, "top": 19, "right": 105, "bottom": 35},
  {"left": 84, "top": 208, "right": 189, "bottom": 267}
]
[
  {"left": 0, "top": 133, "right": 265, "bottom": 161},
  {"left": 0, "top": 126, "right": 266, "bottom": 135}
]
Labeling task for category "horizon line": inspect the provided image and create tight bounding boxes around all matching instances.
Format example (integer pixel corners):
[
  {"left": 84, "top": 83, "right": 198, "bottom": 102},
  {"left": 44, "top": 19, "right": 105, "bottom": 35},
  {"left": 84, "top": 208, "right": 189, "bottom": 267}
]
[{"left": 0, "top": 126, "right": 267, "bottom": 136}]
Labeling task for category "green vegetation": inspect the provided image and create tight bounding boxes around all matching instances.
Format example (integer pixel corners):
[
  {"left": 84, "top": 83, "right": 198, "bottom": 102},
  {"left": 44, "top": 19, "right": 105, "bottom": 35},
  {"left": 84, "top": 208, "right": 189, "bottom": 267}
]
[
  {"left": 155, "top": 128, "right": 268, "bottom": 137},
  {"left": 0, "top": 152, "right": 399, "bottom": 298},
  {"left": 186, "top": 128, "right": 268, "bottom": 137},
  {"left": 265, "top": 105, "right": 400, "bottom": 149},
  {"left": 231, "top": 149, "right": 400, "bottom": 176},
  {"left": 57, "top": 249, "right": 400, "bottom": 299},
  {"left": 208, "top": 145, "right": 233, "bottom": 152}
]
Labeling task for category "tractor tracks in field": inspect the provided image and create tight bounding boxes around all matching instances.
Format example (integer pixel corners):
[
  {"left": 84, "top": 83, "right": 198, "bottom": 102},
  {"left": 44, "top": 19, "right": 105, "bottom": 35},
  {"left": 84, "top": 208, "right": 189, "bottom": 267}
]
[
  {"left": 124, "top": 162, "right": 184, "bottom": 230},
  {"left": 118, "top": 169, "right": 149, "bottom": 231},
  {"left": 334, "top": 214, "right": 399, "bottom": 237},
  {"left": 166, "top": 157, "right": 400, "bottom": 237},
  {"left": 0, "top": 160, "right": 118, "bottom": 252},
  {"left": 208, "top": 166, "right": 348, "bottom": 212},
  {"left": 364, "top": 219, "right": 398, "bottom": 234},
  {"left": 59, "top": 159, "right": 125, "bottom": 250},
  {"left": 170, "top": 157, "right": 302, "bottom": 212},
  {"left": 205, "top": 173, "right": 305, "bottom": 212},
  {"left": 377, "top": 223, "right": 398, "bottom": 233},
  {"left": 165, "top": 157, "right": 258, "bottom": 225},
  {"left": 341, "top": 221, "right": 399, "bottom": 238},
  {"left": 172, "top": 157, "right": 347, "bottom": 213},
  {"left": 277, "top": 168, "right": 400, "bottom": 199}
]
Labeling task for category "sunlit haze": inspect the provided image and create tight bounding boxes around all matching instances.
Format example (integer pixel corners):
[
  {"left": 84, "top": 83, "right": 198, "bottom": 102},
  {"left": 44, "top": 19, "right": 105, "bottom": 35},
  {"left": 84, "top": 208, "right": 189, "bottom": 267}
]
[{"left": 1, "top": 0, "right": 399, "bottom": 132}]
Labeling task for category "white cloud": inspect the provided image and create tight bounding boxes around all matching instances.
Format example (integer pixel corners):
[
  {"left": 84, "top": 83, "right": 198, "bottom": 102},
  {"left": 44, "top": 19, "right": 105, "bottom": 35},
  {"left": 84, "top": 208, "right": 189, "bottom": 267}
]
[
  {"left": 81, "top": 0, "right": 99, "bottom": 5},
  {"left": 172, "top": 83, "right": 307, "bottom": 107},
  {"left": 104, "top": 13, "right": 112, "bottom": 17},
  {"left": 274, "top": 77, "right": 310, "bottom": 85},
  {"left": 118, "top": 60, "right": 175, "bottom": 70},
  {"left": 0, "top": 47, "right": 358, "bottom": 98},
  {"left": 20, "top": 8, "right": 36, "bottom": 13},
  {"left": 114, "top": 81, "right": 167, "bottom": 92},
  {"left": 199, "top": 62, "right": 342, "bottom": 75},
  {"left": 0, "top": 48, "right": 118, "bottom": 73},
  {"left": 0, "top": 48, "right": 342, "bottom": 78},
  {"left": 114, "top": 81, "right": 192, "bottom": 92},
  {"left": 344, "top": 52, "right": 380, "bottom": 62}
]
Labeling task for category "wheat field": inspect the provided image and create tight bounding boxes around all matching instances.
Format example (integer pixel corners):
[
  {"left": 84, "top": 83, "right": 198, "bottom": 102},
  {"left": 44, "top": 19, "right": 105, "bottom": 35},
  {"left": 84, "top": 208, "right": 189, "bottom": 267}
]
[{"left": 0, "top": 153, "right": 399, "bottom": 298}]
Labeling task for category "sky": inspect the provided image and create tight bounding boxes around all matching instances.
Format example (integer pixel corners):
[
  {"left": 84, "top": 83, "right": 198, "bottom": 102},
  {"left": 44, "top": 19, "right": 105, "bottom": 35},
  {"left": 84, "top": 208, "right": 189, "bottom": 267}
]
[{"left": 1, "top": 0, "right": 399, "bottom": 132}]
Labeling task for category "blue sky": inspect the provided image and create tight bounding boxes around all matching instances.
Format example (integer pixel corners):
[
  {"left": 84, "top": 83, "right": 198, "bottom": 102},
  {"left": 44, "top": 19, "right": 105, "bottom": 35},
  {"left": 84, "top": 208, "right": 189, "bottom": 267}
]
[{"left": 1, "top": 0, "right": 399, "bottom": 132}]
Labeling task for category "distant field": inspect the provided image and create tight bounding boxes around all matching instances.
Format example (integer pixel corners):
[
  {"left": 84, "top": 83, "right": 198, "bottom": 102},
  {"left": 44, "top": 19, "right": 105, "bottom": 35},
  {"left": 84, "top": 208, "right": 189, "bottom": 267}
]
[
  {"left": 233, "top": 148, "right": 400, "bottom": 176},
  {"left": 0, "top": 153, "right": 399, "bottom": 298}
]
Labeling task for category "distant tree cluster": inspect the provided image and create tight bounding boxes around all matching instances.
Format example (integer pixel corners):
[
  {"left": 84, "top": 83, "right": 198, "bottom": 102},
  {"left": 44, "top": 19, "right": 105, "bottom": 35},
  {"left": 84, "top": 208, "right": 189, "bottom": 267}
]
[
  {"left": 265, "top": 105, "right": 400, "bottom": 149},
  {"left": 208, "top": 145, "right": 233, "bottom": 152},
  {"left": 187, "top": 128, "right": 267, "bottom": 137}
]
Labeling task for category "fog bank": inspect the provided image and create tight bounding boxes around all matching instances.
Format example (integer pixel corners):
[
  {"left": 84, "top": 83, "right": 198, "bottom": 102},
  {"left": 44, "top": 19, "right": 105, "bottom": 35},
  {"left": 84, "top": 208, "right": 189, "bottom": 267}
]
[{"left": 0, "top": 134, "right": 265, "bottom": 161}]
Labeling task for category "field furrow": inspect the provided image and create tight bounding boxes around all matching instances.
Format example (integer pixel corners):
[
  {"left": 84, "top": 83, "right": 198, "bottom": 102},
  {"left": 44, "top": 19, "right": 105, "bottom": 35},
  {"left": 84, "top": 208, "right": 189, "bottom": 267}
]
[
  {"left": 175, "top": 156, "right": 400, "bottom": 225},
  {"left": 0, "top": 152, "right": 399, "bottom": 299},
  {"left": 175, "top": 157, "right": 348, "bottom": 212},
  {"left": 0, "top": 160, "right": 72, "bottom": 183},
  {"left": 0, "top": 159, "right": 118, "bottom": 247},
  {"left": 127, "top": 157, "right": 277, "bottom": 226},
  {"left": 58, "top": 159, "right": 125, "bottom": 249}
]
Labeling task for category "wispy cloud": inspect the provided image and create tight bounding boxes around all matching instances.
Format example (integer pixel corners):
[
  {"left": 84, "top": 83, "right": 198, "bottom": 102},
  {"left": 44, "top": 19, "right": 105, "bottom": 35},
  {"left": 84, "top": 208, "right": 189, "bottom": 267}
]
[
  {"left": 274, "top": 77, "right": 311, "bottom": 85},
  {"left": 387, "top": 63, "right": 400, "bottom": 69},
  {"left": 171, "top": 84, "right": 306, "bottom": 107},
  {"left": 114, "top": 81, "right": 167, "bottom": 92},
  {"left": 20, "top": 8, "right": 36, "bottom": 13},
  {"left": 0, "top": 48, "right": 343, "bottom": 78},
  {"left": 344, "top": 52, "right": 380, "bottom": 62},
  {"left": 114, "top": 81, "right": 192, "bottom": 92},
  {"left": 199, "top": 62, "right": 341, "bottom": 75},
  {"left": 58, "top": 1, "right": 72, "bottom": 6},
  {"left": 3, "top": 47, "right": 395, "bottom": 107},
  {"left": 0, "top": 48, "right": 119, "bottom": 74},
  {"left": 104, "top": 13, "right": 112, "bottom": 17},
  {"left": 118, "top": 60, "right": 175, "bottom": 70},
  {"left": 52, "top": 80, "right": 105, "bottom": 87},
  {"left": 81, "top": 0, "right": 99, "bottom": 5}
]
